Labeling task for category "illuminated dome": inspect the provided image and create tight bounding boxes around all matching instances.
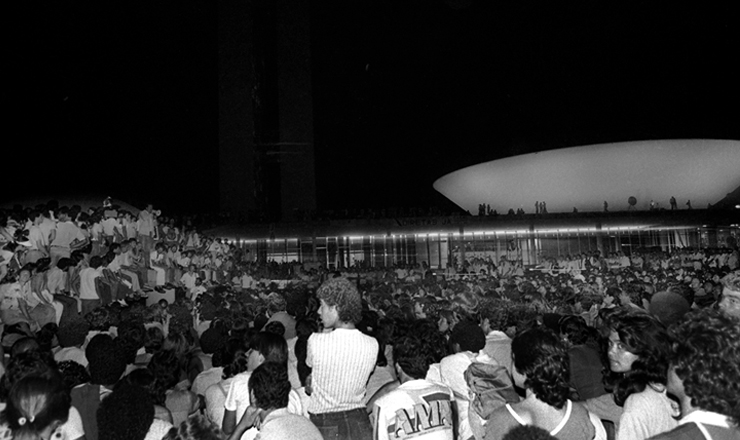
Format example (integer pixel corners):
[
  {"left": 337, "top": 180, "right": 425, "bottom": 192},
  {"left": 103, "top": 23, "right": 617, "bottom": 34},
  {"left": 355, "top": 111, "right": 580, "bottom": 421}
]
[{"left": 433, "top": 139, "right": 740, "bottom": 214}]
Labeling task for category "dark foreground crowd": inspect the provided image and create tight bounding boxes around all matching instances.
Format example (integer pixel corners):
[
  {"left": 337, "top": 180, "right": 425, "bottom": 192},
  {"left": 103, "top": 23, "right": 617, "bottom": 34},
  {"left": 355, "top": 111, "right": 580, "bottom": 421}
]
[{"left": 0, "top": 202, "right": 739, "bottom": 440}]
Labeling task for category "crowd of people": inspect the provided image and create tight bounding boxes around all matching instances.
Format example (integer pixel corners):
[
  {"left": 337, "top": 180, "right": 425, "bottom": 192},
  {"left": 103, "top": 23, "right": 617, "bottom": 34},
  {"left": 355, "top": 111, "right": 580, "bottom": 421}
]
[{"left": 0, "top": 200, "right": 739, "bottom": 440}]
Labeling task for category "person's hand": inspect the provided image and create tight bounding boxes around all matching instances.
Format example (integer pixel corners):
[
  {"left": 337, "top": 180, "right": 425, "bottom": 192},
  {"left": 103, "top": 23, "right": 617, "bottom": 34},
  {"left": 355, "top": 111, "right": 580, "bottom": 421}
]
[{"left": 237, "top": 405, "right": 262, "bottom": 430}]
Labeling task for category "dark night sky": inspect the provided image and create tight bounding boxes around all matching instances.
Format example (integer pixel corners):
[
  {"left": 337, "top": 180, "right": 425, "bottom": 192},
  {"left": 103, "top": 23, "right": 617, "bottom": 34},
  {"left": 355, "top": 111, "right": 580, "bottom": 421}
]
[{"left": 5, "top": 1, "right": 739, "bottom": 215}]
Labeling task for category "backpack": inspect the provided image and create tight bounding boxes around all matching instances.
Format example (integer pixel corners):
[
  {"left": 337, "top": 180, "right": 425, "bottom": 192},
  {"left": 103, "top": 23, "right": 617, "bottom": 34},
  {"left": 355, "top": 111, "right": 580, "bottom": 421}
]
[{"left": 464, "top": 362, "right": 520, "bottom": 419}]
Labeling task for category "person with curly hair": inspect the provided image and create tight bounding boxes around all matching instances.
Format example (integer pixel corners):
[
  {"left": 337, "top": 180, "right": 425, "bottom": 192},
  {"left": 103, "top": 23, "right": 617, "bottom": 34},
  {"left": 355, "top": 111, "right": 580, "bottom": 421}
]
[
  {"left": 648, "top": 309, "right": 740, "bottom": 440},
  {"left": 57, "top": 360, "right": 91, "bottom": 393},
  {"left": 306, "top": 277, "right": 378, "bottom": 440},
  {"left": 229, "top": 362, "right": 322, "bottom": 440},
  {"left": 485, "top": 328, "right": 604, "bottom": 440},
  {"left": 97, "top": 383, "right": 173, "bottom": 440},
  {"left": 718, "top": 271, "right": 740, "bottom": 318},
  {"left": 590, "top": 309, "right": 678, "bottom": 440}
]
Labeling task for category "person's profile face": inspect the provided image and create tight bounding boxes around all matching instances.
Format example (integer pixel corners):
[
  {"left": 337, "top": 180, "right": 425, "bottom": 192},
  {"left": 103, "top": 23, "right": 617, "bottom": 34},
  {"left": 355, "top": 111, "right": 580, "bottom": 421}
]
[{"left": 719, "top": 287, "right": 740, "bottom": 318}]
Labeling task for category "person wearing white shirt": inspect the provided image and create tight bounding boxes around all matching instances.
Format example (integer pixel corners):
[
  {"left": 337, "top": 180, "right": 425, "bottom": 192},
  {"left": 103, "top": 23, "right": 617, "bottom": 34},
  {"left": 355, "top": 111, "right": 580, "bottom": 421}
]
[
  {"left": 180, "top": 265, "right": 199, "bottom": 290},
  {"left": 101, "top": 214, "right": 123, "bottom": 243},
  {"left": 49, "top": 208, "right": 87, "bottom": 267},
  {"left": 24, "top": 210, "right": 48, "bottom": 264},
  {"left": 137, "top": 204, "right": 158, "bottom": 265},
  {"left": 440, "top": 321, "right": 499, "bottom": 440},
  {"left": 222, "top": 332, "right": 303, "bottom": 440},
  {"left": 79, "top": 256, "right": 104, "bottom": 315},
  {"left": 149, "top": 243, "right": 168, "bottom": 286},
  {"left": 228, "top": 362, "right": 322, "bottom": 440}
]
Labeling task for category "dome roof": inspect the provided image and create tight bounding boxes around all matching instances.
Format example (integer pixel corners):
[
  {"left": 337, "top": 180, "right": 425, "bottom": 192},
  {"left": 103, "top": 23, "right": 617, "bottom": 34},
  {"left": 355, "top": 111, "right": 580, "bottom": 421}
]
[{"left": 433, "top": 139, "right": 740, "bottom": 214}]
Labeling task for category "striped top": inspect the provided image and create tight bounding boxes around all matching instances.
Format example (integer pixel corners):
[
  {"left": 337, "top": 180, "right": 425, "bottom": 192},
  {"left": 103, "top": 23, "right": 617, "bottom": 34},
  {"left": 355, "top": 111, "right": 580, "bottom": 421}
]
[{"left": 307, "top": 328, "right": 379, "bottom": 414}]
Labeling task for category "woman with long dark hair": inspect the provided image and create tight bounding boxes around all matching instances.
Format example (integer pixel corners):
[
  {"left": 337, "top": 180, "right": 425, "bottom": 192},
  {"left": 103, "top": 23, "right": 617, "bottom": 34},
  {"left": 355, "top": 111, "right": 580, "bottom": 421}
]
[{"left": 600, "top": 309, "right": 678, "bottom": 440}]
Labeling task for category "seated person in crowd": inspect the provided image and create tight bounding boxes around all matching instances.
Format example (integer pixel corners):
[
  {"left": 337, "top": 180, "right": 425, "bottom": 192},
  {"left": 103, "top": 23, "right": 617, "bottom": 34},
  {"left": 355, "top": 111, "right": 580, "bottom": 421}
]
[
  {"left": 97, "top": 382, "right": 173, "bottom": 440},
  {"left": 372, "top": 334, "right": 456, "bottom": 440},
  {"left": 229, "top": 362, "right": 322, "bottom": 440},
  {"left": 485, "top": 328, "right": 605, "bottom": 440}
]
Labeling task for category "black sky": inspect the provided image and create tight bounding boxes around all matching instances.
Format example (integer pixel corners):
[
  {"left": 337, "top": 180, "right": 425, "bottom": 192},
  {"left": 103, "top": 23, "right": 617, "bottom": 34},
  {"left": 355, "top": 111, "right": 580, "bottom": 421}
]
[{"left": 6, "top": 1, "right": 739, "bottom": 215}]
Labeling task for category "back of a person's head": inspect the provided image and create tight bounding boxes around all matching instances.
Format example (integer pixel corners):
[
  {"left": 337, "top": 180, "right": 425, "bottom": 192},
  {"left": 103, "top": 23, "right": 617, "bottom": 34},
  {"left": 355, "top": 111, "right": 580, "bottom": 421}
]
[
  {"left": 89, "top": 255, "right": 104, "bottom": 269},
  {"left": 215, "top": 338, "right": 246, "bottom": 373},
  {"left": 163, "top": 414, "right": 223, "bottom": 440},
  {"left": 393, "top": 335, "right": 431, "bottom": 380},
  {"left": 449, "top": 320, "right": 485, "bottom": 353},
  {"left": 86, "top": 334, "right": 126, "bottom": 386},
  {"left": 162, "top": 331, "right": 194, "bottom": 358},
  {"left": 249, "top": 331, "right": 288, "bottom": 365},
  {"left": 295, "top": 317, "right": 318, "bottom": 340},
  {"left": 10, "top": 337, "right": 41, "bottom": 359},
  {"left": 512, "top": 328, "right": 570, "bottom": 409},
  {"left": 56, "top": 360, "right": 90, "bottom": 393},
  {"left": 558, "top": 315, "right": 591, "bottom": 346},
  {"left": 116, "top": 320, "right": 146, "bottom": 362},
  {"left": 263, "top": 320, "right": 286, "bottom": 338},
  {"left": 0, "top": 351, "right": 56, "bottom": 402},
  {"left": 57, "top": 319, "right": 89, "bottom": 348},
  {"left": 649, "top": 291, "right": 690, "bottom": 328},
  {"left": 1, "top": 373, "right": 71, "bottom": 440},
  {"left": 248, "top": 362, "right": 290, "bottom": 410},
  {"left": 97, "top": 383, "right": 154, "bottom": 440},
  {"left": 84, "top": 307, "right": 111, "bottom": 331},
  {"left": 316, "top": 277, "right": 363, "bottom": 324},
  {"left": 147, "top": 349, "right": 181, "bottom": 394},
  {"left": 670, "top": 309, "right": 740, "bottom": 425},
  {"left": 199, "top": 327, "right": 226, "bottom": 355}
]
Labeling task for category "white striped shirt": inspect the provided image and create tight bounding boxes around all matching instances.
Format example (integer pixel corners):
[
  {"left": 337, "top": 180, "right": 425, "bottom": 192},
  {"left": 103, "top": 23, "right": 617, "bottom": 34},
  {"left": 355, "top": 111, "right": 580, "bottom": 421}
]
[{"left": 307, "top": 328, "right": 379, "bottom": 414}]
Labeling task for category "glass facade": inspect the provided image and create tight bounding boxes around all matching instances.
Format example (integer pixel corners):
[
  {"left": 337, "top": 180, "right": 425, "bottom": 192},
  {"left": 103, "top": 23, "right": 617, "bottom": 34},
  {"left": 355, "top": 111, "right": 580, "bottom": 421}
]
[{"left": 231, "top": 225, "right": 738, "bottom": 269}]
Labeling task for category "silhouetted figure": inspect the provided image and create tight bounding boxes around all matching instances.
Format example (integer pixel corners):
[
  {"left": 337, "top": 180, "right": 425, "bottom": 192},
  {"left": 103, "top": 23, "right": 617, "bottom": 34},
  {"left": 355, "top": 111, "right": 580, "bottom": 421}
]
[
  {"left": 535, "top": 201, "right": 540, "bottom": 214},
  {"left": 686, "top": 200, "right": 692, "bottom": 209},
  {"left": 603, "top": 201, "right": 608, "bottom": 212},
  {"left": 669, "top": 196, "right": 677, "bottom": 210}
]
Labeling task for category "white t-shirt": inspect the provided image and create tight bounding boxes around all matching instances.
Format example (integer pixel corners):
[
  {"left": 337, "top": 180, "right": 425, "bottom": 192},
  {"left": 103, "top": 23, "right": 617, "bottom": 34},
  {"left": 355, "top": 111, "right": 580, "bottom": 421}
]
[
  {"left": 224, "top": 372, "right": 303, "bottom": 440},
  {"left": 372, "top": 379, "right": 455, "bottom": 440},
  {"left": 79, "top": 267, "right": 102, "bottom": 300}
]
